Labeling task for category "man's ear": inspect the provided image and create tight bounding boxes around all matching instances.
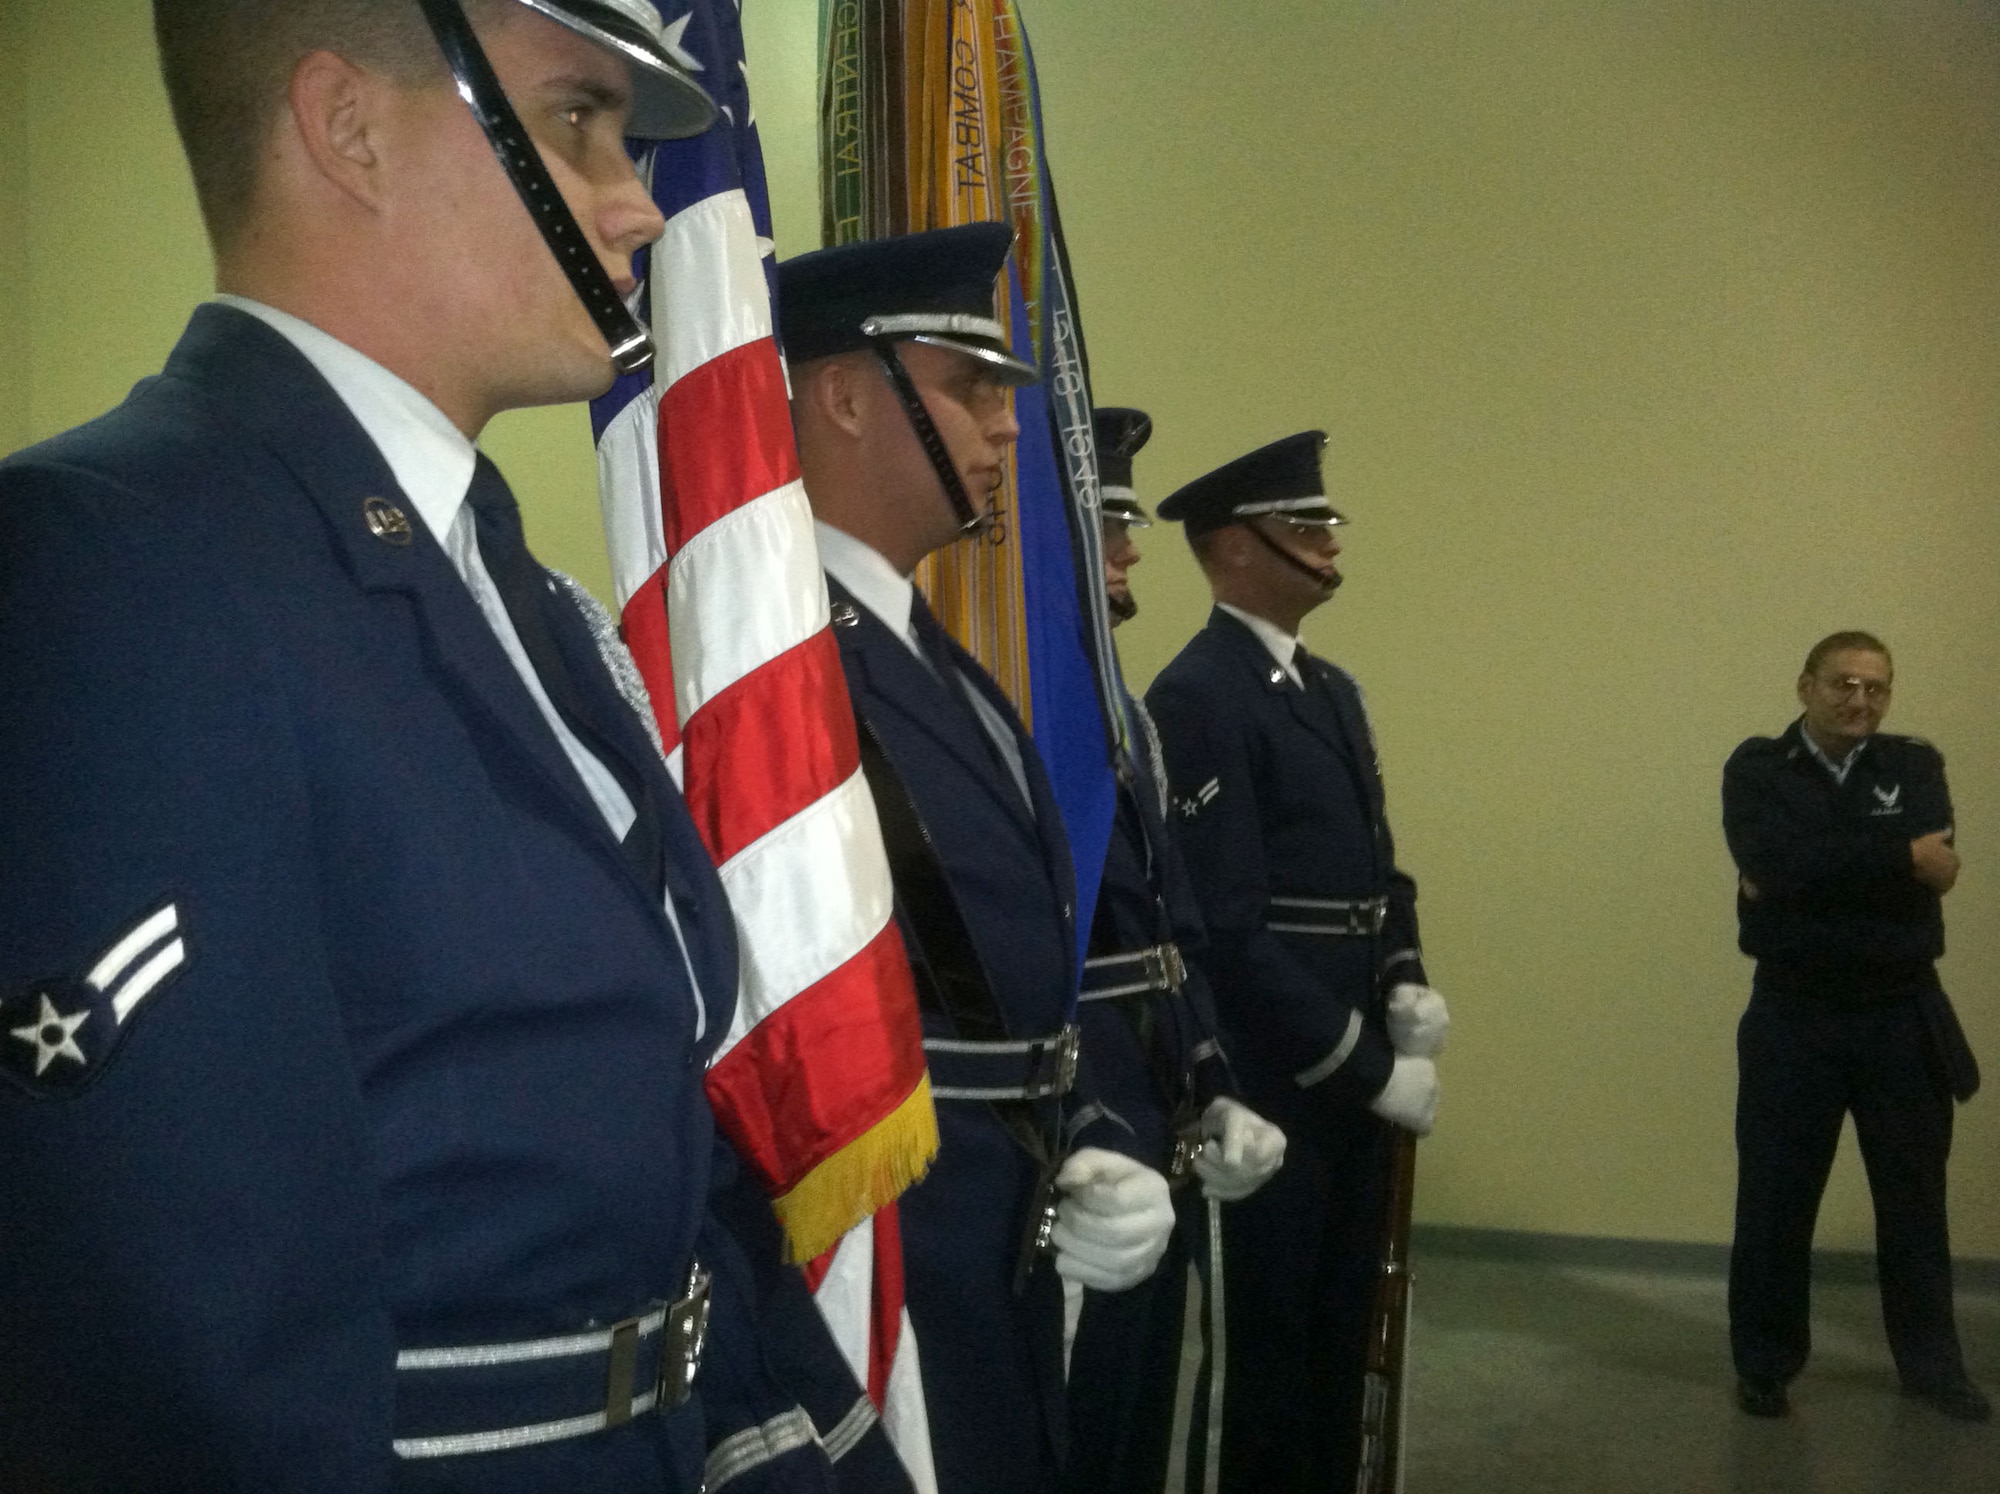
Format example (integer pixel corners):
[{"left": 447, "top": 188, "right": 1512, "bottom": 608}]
[
  {"left": 287, "top": 49, "right": 392, "bottom": 213},
  {"left": 1796, "top": 674, "right": 1814, "bottom": 708},
  {"left": 803, "top": 354, "right": 871, "bottom": 440}
]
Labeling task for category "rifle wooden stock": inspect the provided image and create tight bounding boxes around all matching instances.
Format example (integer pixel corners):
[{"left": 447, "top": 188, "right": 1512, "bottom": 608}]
[{"left": 1354, "top": 1130, "right": 1418, "bottom": 1494}]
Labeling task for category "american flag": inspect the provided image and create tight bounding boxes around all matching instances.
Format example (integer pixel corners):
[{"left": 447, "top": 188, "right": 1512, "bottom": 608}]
[{"left": 589, "top": 3, "right": 936, "bottom": 1482}]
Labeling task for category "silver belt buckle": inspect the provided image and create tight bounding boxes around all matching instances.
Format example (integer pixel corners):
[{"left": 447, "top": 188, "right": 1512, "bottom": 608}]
[
  {"left": 657, "top": 1262, "right": 711, "bottom": 1411},
  {"left": 1051, "top": 1024, "right": 1081, "bottom": 1097},
  {"left": 603, "top": 1262, "right": 708, "bottom": 1425},
  {"left": 1371, "top": 900, "right": 1388, "bottom": 935},
  {"left": 1143, "top": 943, "right": 1186, "bottom": 993}
]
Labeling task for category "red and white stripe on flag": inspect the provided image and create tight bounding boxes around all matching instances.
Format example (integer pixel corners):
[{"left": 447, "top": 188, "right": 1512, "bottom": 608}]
[{"left": 594, "top": 158, "right": 937, "bottom": 1492}]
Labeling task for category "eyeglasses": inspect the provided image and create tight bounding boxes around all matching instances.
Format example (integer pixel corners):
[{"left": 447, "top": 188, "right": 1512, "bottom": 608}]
[{"left": 1817, "top": 675, "right": 1891, "bottom": 703}]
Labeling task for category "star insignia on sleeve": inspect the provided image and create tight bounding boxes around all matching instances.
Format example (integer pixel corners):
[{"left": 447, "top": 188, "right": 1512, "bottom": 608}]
[
  {"left": 2, "top": 901, "right": 188, "bottom": 1096},
  {"left": 1174, "top": 777, "right": 1222, "bottom": 819},
  {"left": 10, "top": 993, "right": 89, "bottom": 1077}
]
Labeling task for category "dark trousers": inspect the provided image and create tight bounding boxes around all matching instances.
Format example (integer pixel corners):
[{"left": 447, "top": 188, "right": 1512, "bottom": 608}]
[
  {"left": 1063, "top": 1192, "right": 1202, "bottom": 1494},
  {"left": 1185, "top": 1111, "right": 1387, "bottom": 1494},
  {"left": 1729, "top": 986, "right": 1965, "bottom": 1390}
]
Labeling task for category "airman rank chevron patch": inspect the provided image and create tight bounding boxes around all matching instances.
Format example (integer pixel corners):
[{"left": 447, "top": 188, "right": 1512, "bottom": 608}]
[
  {"left": 1175, "top": 778, "right": 1222, "bottom": 820},
  {"left": 2, "top": 901, "right": 187, "bottom": 1097}
]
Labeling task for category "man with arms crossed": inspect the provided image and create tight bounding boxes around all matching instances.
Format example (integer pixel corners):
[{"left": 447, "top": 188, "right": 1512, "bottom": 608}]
[{"left": 1725, "top": 631, "right": 1986, "bottom": 1421}]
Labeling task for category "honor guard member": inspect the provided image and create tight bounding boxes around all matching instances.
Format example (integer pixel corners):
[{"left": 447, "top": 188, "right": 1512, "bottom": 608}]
[
  {"left": 1145, "top": 432, "right": 1449, "bottom": 1494},
  {"left": 1724, "top": 632, "right": 1988, "bottom": 1422},
  {"left": 0, "top": 3, "right": 850, "bottom": 1490},
  {"left": 1063, "top": 408, "right": 1286, "bottom": 1494},
  {"left": 778, "top": 227, "right": 1179, "bottom": 1494}
]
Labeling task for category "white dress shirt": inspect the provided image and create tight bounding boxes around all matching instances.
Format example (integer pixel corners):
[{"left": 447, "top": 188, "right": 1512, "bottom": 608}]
[
  {"left": 816, "top": 521, "right": 1035, "bottom": 811},
  {"left": 1799, "top": 726, "right": 1868, "bottom": 786},
  {"left": 222, "top": 297, "right": 705, "bottom": 1032},
  {"left": 815, "top": 520, "right": 925, "bottom": 661},
  {"left": 1217, "top": 601, "right": 1304, "bottom": 688}
]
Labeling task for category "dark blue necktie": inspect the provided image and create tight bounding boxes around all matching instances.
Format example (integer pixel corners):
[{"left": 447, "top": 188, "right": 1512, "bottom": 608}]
[
  {"left": 463, "top": 455, "right": 665, "bottom": 902},
  {"left": 910, "top": 592, "right": 1024, "bottom": 796},
  {"left": 908, "top": 591, "right": 964, "bottom": 686}
]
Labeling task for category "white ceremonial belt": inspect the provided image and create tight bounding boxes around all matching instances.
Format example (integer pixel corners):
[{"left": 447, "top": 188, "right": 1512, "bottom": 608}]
[
  {"left": 392, "top": 1263, "right": 710, "bottom": 1460},
  {"left": 925, "top": 1024, "right": 1080, "bottom": 1101},
  {"left": 1267, "top": 894, "right": 1388, "bottom": 937},
  {"left": 1080, "top": 942, "right": 1187, "bottom": 1000}
]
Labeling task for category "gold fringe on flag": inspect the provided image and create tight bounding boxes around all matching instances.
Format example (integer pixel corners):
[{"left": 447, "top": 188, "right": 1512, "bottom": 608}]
[{"left": 769, "top": 1073, "right": 940, "bottom": 1265}]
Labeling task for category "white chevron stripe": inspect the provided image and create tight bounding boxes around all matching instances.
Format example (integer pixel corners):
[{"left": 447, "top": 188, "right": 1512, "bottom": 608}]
[
  {"left": 666, "top": 481, "right": 826, "bottom": 725},
  {"left": 652, "top": 189, "right": 772, "bottom": 392},
  {"left": 112, "top": 938, "right": 185, "bottom": 1024},
  {"left": 712, "top": 770, "right": 895, "bottom": 1060},
  {"left": 86, "top": 904, "right": 177, "bottom": 994}
]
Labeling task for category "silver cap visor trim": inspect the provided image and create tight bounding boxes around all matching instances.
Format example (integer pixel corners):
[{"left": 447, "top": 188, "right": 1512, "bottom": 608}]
[
  {"left": 1231, "top": 495, "right": 1347, "bottom": 525},
  {"left": 512, "top": 0, "right": 717, "bottom": 140}
]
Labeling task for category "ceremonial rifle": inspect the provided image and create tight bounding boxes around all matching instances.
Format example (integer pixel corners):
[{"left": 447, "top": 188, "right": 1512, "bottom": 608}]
[{"left": 1355, "top": 1130, "right": 1418, "bottom": 1494}]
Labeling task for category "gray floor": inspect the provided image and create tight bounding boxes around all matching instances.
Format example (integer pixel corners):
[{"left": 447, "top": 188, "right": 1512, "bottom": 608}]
[{"left": 1168, "top": 1250, "right": 1999, "bottom": 1493}]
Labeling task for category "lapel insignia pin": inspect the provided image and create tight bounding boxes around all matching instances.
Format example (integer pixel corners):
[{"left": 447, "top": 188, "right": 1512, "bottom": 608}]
[
  {"left": 830, "top": 602, "right": 860, "bottom": 628},
  {"left": 2, "top": 902, "right": 188, "bottom": 1097},
  {"left": 363, "top": 496, "right": 414, "bottom": 546}
]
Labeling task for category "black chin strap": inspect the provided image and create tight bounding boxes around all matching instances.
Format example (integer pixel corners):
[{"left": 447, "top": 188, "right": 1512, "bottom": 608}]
[
  {"left": 870, "top": 340, "right": 1000, "bottom": 539},
  {"left": 1106, "top": 590, "right": 1138, "bottom": 623},
  {"left": 1246, "top": 521, "right": 1341, "bottom": 593},
  {"left": 416, "top": 0, "right": 654, "bottom": 376}
]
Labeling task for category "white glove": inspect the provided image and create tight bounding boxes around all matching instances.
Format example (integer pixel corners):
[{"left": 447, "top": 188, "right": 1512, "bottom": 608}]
[
  {"left": 1048, "top": 1148, "right": 1176, "bottom": 1292},
  {"left": 1191, "top": 1097, "right": 1287, "bottom": 1202},
  {"left": 1368, "top": 1055, "right": 1438, "bottom": 1136},
  {"left": 1386, "top": 983, "right": 1450, "bottom": 1058}
]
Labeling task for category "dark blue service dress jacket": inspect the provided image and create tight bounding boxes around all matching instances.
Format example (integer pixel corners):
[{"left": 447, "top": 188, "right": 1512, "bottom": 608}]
[
  {"left": 1144, "top": 608, "right": 1426, "bottom": 1133},
  {"left": 1061, "top": 692, "right": 1237, "bottom": 1494},
  {"left": 1077, "top": 693, "right": 1235, "bottom": 1169},
  {"left": 0, "top": 305, "right": 825, "bottom": 1494},
  {"left": 825, "top": 577, "right": 1141, "bottom": 1494},
  {"left": 1724, "top": 721, "right": 1952, "bottom": 996}
]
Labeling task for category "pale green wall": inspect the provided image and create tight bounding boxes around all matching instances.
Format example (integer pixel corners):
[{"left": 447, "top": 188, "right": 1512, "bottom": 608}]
[
  {"left": 1018, "top": 0, "right": 2000, "bottom": 1256},
  {"left": 0, "top": 0, "right": 31, "bottom": 460},
  {"left": 8, "top": 1, "right": 1997, "bottom": 1258}
]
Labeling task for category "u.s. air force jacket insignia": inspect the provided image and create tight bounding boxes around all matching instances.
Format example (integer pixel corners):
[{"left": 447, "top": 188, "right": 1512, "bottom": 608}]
[
  {"left": 1175, "top": 777, "right": 1221, "bottom": 820},
  {"left": 2, "top": 902, "right": 188, "bottom": 1096}
]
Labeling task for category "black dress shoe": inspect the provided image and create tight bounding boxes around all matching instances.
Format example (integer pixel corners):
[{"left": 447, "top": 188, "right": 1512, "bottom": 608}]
[
  {"left": 1901, "top": 1378, "right": 1993, "bottom": 1422},
  {"left": 1736, "top": 1377, "right": 1789, "bottom": 1417}
]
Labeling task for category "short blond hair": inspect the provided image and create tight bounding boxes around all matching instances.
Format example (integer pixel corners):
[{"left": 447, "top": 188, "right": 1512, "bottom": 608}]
[{"left": 153, "top": 0, "right": 502, "bottom": 250}]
